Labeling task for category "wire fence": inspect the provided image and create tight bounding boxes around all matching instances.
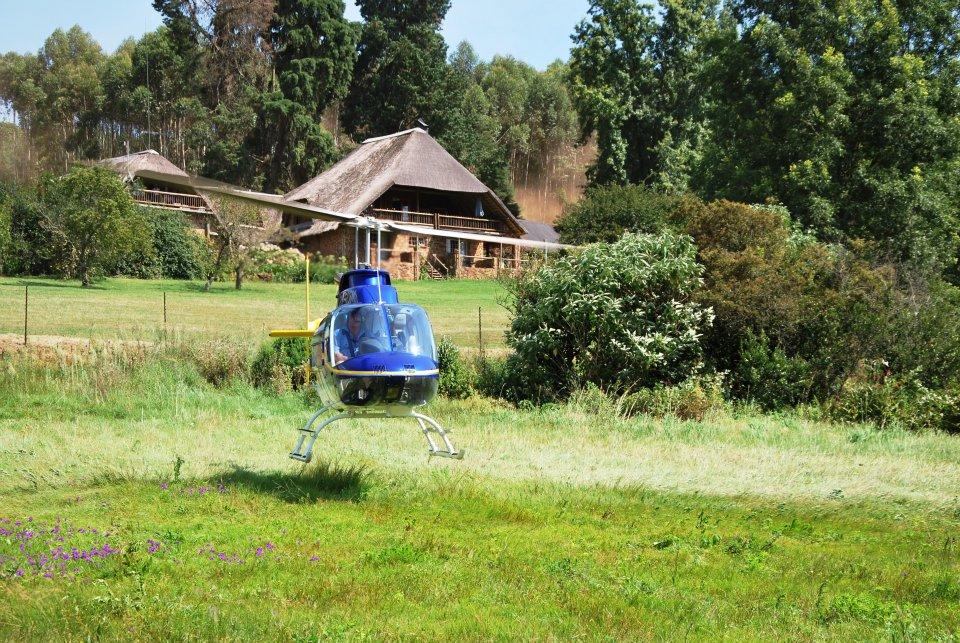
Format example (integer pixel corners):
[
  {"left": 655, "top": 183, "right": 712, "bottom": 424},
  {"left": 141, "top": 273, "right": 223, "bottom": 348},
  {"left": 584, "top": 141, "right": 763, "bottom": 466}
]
[{"left": 0, "top": 282, "right": 506, "bottom": 352}]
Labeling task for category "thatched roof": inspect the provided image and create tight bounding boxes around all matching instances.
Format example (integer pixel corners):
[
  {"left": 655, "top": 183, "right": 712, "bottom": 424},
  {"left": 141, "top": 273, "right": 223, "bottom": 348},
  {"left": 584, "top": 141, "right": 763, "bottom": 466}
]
[
  {"left": 96, "top": 150, "right": 189, "bottom": 180},
  {"left": 285, "top": 128, "right": 522, "bottom": 233}
]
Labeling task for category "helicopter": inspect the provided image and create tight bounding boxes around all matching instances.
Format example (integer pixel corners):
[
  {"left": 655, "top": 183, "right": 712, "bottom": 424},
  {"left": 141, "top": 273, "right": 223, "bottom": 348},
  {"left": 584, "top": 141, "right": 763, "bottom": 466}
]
[{"left": 269, "top": 254, "right": 463, "bottom": 463}]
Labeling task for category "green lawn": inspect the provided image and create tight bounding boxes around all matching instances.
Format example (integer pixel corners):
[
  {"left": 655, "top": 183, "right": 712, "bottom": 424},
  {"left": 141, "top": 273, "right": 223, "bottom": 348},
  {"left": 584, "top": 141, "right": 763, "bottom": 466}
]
[
  {"left": 0, "top": 353, "right": 958, "bottom": 639},
  {"left": 0, "top": 276, "right": 509, "bottom": 350}
]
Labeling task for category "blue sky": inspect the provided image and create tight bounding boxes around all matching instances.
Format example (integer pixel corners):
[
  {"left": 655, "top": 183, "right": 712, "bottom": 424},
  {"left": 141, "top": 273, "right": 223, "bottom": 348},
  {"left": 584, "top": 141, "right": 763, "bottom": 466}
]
[{"left": 0, "top": 0, "right": 590, "bottom": 69}]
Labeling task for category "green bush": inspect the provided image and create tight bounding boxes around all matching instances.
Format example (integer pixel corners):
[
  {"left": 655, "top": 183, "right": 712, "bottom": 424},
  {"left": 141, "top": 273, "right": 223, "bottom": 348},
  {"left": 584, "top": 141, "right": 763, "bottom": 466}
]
[
  {"left": 474, "top": 355, "right": 525, "bottom": 401},
  {"left": 677, "top": 198, "right": 928, "bottom": 401},
  {"left": 437, "top": 337, "right": 474, "bottom": 399},
  {"left": 731, "top": 333, "right": 813, "bottom": 410},
  {"left": 251, "top": 337, "right": 310, "bottom": 392},
  {"left": 829, "top": 366, "right": 960, "bottom": 433},
  {"left": 150, "top": 209, "right": 209, "bottom": 279},
  {"left": 2, "top": 183, "right": 55, "bottom": 276},
  {"left": 555, "top": 183, "right": 679, "bottom": 245},
  {"left": 505, "top": 232, "right": 712, "bottom": 402}
]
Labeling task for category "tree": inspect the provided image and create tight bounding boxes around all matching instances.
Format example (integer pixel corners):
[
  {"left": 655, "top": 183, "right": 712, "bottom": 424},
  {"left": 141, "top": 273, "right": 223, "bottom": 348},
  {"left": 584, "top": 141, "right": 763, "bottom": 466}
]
[
  {"left": 202, "top": 194, "right": 284, "bottom": 290},
  {"left": 701, "top": 0, "right": 960, "bottom": 270},
  {"left": 569, "top": 0, "right": 717, "bottom": 189},
  {"left": 39, "top": 166, "right": 152, "bottom": 287},
  {"left": 343, "top": 0, "right": 451, "bottom": 138},
  {"left": 244, "top": 0, "right": 358, "bottom": 192},
  {"left": 438, "top": 43, "right": 517, "bottom": 210},
  {"left": 555, "top": 183, "right": 681, "bottom": 244}
]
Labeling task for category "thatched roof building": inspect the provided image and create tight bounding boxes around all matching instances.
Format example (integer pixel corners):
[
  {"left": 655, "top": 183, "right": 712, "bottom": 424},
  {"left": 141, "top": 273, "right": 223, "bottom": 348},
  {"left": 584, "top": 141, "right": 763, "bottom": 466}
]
[
  {"left": 285, "top": 127, "right": 525, "bottom": 236},
  {"left": 95, "top": 149, "right": 189, "bottom": 181}
]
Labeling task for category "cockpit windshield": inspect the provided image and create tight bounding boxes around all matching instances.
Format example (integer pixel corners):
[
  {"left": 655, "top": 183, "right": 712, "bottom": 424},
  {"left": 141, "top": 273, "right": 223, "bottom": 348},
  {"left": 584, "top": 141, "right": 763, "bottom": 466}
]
[{"left": 329, "top": 304, "right": 436, "bottom": 364}]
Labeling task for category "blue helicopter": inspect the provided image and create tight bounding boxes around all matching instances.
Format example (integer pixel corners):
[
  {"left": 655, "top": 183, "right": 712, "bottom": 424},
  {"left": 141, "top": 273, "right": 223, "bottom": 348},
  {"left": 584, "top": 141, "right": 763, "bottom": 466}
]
[{"left": 270, "top": 265, "right": 463, "bottom": 463}]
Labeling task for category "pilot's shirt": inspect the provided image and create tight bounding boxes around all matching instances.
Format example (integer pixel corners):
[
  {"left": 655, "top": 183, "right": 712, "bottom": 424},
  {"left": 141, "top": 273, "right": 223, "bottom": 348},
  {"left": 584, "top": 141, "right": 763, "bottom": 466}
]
[{"left": 335, "top": 328, "right": 365, "bottom": 361}]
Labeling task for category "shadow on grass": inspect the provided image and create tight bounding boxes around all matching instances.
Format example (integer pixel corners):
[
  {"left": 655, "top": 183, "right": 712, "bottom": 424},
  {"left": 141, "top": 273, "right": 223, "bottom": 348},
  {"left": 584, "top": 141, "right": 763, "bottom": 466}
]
[
  {"left": 7, "top": 278, "right": 108, "bottom": 291},
  {"left": 217, "top": 461, "right": 369, "bottom": 503}
]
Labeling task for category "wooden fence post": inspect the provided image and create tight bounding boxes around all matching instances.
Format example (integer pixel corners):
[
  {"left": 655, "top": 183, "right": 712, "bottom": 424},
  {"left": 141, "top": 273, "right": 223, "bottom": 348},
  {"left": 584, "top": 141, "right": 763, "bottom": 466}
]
[
  {"left": 163, "top": 291, "right": 167, "bottom": 326},
  {"left": 478, "top": 306, "right": 483, "bottom": 362},
  {"left": 23, "top": 285, "right": 28, "bottom": 346}
]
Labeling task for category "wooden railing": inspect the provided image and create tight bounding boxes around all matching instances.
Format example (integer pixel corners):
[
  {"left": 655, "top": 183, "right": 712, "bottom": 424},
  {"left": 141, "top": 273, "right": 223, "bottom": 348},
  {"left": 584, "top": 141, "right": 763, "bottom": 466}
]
[
  {"left": 132, "top": 188, "right": 209, "bottom": 212},
  {"left": 370, "top": 208, "right": 504, "bottom": 234}
]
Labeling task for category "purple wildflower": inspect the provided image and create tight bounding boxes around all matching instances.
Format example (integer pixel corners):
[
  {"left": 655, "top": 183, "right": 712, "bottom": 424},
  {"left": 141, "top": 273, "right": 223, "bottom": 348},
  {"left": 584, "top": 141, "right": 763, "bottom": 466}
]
[
  {"left": 265, "top": 542, "right": 275, "bottom": 551},
  {"left": 14, "top": 568, "right": 24, "bottom": 578},
  {"left": 255, "top": 547, "right": 265, "bottom": 558},
  {"left": 160, "top": 482, "right": 169, "bottom": 491},
  {"left": 309, "top": 555, "right": 320, "bottom": 563},
  {"left": 147, "top": 539, "right": 161, "bottom": 554}
]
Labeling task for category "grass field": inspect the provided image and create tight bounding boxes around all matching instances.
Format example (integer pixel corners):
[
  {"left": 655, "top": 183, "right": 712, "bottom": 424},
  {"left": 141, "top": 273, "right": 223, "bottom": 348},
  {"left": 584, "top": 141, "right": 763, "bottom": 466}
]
[
  {"left": 1, "top": 278, "right": 958, "bottom": 639},
  {"left": 0, "top": 277, "right": 509, "bottom": 350}
]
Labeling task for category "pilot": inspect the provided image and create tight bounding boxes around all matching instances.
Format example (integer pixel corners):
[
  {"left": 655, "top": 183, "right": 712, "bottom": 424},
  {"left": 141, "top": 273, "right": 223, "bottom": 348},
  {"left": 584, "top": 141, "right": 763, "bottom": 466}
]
[{"left": 334, "top": 308, "right": 365, "bottom": 364}]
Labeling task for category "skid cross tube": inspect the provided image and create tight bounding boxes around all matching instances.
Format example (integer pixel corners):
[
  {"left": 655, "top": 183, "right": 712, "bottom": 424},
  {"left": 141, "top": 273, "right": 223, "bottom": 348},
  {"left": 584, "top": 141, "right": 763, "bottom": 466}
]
[{"left": 288, "top": 407, "right": 463, "bottom": 463}]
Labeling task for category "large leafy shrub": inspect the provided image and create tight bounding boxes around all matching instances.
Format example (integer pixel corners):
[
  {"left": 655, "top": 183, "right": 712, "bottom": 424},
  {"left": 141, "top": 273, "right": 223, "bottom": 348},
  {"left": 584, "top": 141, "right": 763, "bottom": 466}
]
[
  {"left": 680, "top": 199, "right": 900, "bottom": 398},
  {"left": 150, "top": 210, "right": 209, "bottom": 279},
  {"left": 731, "top": 332, "right": 813, "bottom": 410},
  {"left": 2, "top": 183, "right": 55, "bottom": 276},
  {"left": 505, "top": 232, "right": 712, "bottom": 401}
]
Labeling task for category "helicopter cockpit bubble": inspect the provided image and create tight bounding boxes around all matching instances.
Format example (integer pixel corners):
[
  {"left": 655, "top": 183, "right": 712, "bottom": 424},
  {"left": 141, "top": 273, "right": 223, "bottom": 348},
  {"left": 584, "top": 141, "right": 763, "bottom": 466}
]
[{"left": 327, "top": 303, "right": 435, "bottom": 364}]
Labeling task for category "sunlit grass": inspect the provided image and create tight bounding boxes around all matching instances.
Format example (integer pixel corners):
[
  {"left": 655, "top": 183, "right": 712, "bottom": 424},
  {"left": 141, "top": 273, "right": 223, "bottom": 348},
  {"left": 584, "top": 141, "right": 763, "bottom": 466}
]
[
  {"left": 0, "top": 276, "right": 510, "bottom": 349},
  {"left": 1, "top": 337, "right": 958, "bottom": 638}
]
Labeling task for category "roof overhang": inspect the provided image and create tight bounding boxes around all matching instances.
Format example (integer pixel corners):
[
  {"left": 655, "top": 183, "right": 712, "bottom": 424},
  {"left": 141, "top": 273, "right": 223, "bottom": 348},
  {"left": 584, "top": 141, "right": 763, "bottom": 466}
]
[
  {"left": 134, "top": 170, "right": 359, "bottom": 224},
  {"left": 387, "top": 222, "right": 572, "bottom": 251}
]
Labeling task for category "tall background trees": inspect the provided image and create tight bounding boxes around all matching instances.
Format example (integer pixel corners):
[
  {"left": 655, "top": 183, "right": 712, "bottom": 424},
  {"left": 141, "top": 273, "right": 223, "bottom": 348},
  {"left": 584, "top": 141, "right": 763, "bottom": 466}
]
[
  {"left": 570, "top": 0, "right": 960, "bottom": 273},
  {"left": 0, "top": 1, "right": 583, "bottom": 217}
]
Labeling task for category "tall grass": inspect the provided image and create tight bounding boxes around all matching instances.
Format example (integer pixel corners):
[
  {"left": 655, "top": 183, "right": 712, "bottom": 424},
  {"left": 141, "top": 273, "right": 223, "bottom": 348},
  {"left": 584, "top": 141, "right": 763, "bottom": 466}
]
[
  {"left": 2, "top": 347, "right": 959, "bottom": 505},
  {"left": 1, "top": 350, "right": 958, "bottom": 638}
]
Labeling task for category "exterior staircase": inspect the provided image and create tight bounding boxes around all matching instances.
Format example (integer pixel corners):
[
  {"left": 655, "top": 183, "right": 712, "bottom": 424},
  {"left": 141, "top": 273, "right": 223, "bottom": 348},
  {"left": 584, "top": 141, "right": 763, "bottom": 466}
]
[
  {"left": 424, "top": 256, "right": 448, "bottom": 280},
  {"left": 425, "top": 263, "right": 443, "bottom": 280}
]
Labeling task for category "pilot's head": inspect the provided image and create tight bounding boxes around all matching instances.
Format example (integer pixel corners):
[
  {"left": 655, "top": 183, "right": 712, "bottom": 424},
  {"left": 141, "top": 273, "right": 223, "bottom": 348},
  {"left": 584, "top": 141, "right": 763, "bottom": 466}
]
[{"left": 347, "top": 308, "right": 362, "bottom": 337}]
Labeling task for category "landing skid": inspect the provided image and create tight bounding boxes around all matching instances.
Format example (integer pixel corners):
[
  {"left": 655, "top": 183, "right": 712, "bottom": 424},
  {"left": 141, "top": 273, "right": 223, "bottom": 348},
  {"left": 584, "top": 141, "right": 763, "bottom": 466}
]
[{"left": 288, "top": 406, "right": 464, "bottom": 463}]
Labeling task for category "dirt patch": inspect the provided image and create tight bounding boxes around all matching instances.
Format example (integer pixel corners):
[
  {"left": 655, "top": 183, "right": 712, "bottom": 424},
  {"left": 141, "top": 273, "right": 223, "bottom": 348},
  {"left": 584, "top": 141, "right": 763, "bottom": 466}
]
[{"left": 0, "top": 333, "right": 153, "bottom": 363}]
